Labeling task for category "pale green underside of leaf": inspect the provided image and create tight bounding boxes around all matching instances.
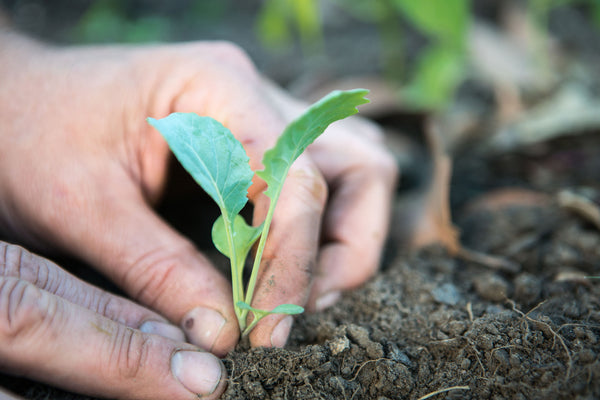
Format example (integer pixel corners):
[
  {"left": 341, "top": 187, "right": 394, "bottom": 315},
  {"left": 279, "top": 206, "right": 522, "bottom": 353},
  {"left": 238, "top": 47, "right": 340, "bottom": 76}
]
[
  {"left": 271, "top": 303, "right": 305, "bottom": 315},
  {"left": 147, "top": 113, "right": 253, "bottom": 217},
  {"left": 236, "top": 301, "right": 304, "bottom": 315},
  {"left": 256, "top": 89, "right": 370, "bottom": 199},
  {"left": 212, "top": 215, "right": 262, "bottom": 261}
]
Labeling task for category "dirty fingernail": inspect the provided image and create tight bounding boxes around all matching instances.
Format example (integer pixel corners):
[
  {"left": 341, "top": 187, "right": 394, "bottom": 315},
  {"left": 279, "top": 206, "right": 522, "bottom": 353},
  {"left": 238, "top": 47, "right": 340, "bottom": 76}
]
[
  {"left": 171, "top": 351, "right": 222, "bottom": 396},
  {"left": 315, "top": 290, "right": 341, "bottom": 311},
  {"left": 270, "top": 316, "right": 293, "bottom": 348},
  {"left": 139, "top": 320, "right": 186, "bottom": 342},
  {"left": 182, "top": 307, "right": 226, "bottom": 351}
]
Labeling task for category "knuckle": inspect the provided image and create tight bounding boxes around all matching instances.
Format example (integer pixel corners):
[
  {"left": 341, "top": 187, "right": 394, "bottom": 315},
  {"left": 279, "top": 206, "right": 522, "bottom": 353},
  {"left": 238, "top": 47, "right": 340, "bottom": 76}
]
[
  {"left": 107, "top": 324, "right": 152, "bottom": 380},
  {"left": 206, "top": 41, "right": 257, "bottom": 76},
  {"left": 0, "top": 277, "right": 48, "bottom": 342},
  {"left": 0, "top": 242, "right": 61, "bottom": 295},
  {"left": 344, "top": 119, "right": 399, "bottom": 185},
  {"left": 0, "top": 242, "right": 25, "bottom": 277},
  {"left": 93, "top": 291, "right": 124, "bottom": 322},
  {"left": 363, "top": 145, "right": 399, "bottom": 185},
  {"left": 289, "top": 164, "right": 329, "bottom": 210},
  {"left": 122, "top": 244, "right": 193, "bottom": 308}
]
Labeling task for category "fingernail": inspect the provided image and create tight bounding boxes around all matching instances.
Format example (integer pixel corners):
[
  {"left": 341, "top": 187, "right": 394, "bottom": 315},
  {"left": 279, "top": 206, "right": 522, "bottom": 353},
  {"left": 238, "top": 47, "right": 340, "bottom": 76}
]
[
  {"left": 315, "top": 290, "right": 341, "bottom": 311},
  {"left": 270, "top": 316, "right": 293, "bottom": 348},
  {"left": 139, "top": 321, "right": 186, "bottom": 342},
  {"left": 182, "top": 307, "right": 226, "bottom": 351},
  {"left": 171, "top": 351, "right": 222, "bottom": 396}
]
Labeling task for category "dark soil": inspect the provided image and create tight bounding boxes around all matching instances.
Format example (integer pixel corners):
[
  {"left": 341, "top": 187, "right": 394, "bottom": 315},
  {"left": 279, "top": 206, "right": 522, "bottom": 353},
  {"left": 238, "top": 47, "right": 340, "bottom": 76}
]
[
  {"left": 215, "top": 128, "right": 600, "bottom": 399},
  {"left": 219, "top": 186, "right": 600, "bottom": 399}
]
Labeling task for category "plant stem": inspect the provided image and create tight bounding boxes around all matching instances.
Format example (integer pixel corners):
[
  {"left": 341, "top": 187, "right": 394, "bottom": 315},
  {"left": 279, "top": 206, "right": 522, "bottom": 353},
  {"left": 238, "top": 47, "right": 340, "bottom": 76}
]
[
  {"left": 242, "top": 193, "right": 279, "bottom": 322},
  {"left": 241, "top": 312, "right": 262, "bottom": 337},
  {"left": 223, "top": 215, "right": 246, "bottom": 331}
]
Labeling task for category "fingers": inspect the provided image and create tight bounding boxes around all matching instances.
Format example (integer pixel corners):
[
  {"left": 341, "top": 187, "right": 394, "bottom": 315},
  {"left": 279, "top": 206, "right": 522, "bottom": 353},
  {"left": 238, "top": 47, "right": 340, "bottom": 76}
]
[
  {"left": 0, "top": 242, "right": 184, "bottom": 341},
  {"left": 248, "top": 157, "right": 327, "bottom": 348},
  {"left": 306, "top": 120, "right": 399, "bottom": 311},
  {"left": 309, "top": 167, "right": 396, "bottom": 310},
  {"left": 0, "top": 275, "right": 226, "bottom": 400}
]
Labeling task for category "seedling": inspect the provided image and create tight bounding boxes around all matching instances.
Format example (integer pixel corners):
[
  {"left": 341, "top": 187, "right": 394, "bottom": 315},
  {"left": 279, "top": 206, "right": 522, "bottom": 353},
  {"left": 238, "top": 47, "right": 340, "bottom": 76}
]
[{"left": 148, "top": 89, "right": 369, "bottom": 335}]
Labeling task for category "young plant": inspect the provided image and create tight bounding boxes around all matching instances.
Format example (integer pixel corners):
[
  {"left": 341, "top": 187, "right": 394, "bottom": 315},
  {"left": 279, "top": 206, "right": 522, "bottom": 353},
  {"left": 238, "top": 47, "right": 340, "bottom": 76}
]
[{"left": 148, "top": 89, "right": 369, "bottom": 335}]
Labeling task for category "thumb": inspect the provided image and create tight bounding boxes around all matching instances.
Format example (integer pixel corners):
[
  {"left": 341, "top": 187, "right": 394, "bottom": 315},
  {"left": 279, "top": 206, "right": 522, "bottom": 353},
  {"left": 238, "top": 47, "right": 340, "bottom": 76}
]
[{"left": 55, "top": 182, "right": 240, "bottom": 356}]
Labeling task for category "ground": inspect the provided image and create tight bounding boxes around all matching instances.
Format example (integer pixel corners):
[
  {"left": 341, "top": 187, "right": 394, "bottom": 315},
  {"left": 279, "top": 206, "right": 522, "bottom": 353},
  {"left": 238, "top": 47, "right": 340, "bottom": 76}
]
[{"left": 219, "top": 129, "right": 600, "bottom": 399}]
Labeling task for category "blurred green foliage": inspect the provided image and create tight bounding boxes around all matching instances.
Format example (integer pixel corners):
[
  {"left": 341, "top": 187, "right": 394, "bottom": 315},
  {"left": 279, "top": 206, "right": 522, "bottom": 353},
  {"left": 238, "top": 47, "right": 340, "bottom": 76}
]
[
  {"left": 70, "top": 0, "right": 230, "bottom": 44},
  {"left": 71, "top": 0, "right": 599, "bottom": 110},
  {"left": 324, "top": 0, "right": 470, "bottom": 110},
  {"left": 391, "top": 0, "right": 469, "bottom": 109},
  {"left": 257, "top": 0, "right": 599, "bottom": 110},
  {"left": 71, "top": 0, "right": 169, "bottom": 43},
  {"left": 255, "top": 0, "right": 470, "bottom": 109},
  {"left": 255, "top": 0, "right": 324, "bottom": 54}
]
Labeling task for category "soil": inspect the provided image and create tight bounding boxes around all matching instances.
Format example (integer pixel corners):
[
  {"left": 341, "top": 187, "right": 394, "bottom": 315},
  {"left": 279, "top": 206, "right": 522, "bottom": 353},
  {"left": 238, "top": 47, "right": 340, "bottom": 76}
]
[
  {"left": 1, "top": 1, "right": 600, "bottom": 399},
  {"left": 217, "top": 150, "right": 600, "bottom": 399}
]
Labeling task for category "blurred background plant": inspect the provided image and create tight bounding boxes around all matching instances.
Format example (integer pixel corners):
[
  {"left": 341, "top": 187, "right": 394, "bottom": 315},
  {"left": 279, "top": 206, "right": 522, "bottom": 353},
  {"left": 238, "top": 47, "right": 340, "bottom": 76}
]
[
  {"left": 255, "top": 0, "right": 324, "bottom": 56},
  {"left": 254, "top": 0, "right": 470, "bottom": 109},
  {"left": 251, "top": 0, "right": 600, "bottom": 109},
  {"left": 3, "top": 0, "right": 600, "bottom": 111}
]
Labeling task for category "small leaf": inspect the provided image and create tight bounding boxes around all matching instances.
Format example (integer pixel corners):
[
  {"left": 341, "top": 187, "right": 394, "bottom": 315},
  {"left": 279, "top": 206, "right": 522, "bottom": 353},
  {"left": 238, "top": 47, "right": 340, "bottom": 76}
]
[
  {"left": 271, "top": 304, "right": 304, "bottom": 315},
  {"left": 212, "top": 215, "right": 262, "bottom": 260},
  {"left": 147, "top": 113, "right": 253, "bottom": 217},
  {"left": 236, "top": 301, "right": 304, "bottom": 315},
  {"left": 257, "top": 89, "right": 369, "bottom": 200},
  {"left": 236, "top": 301, "right": 255, "bottom": 311}
]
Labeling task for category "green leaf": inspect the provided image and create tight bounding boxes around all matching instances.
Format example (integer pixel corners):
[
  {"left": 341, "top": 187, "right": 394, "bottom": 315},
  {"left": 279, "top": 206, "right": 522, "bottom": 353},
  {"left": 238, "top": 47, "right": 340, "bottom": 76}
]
[
  {"left": 212, "top": 215, "right": 262, "bottom": 261},
  {"left": 147, "top": 113, "right": 253, "bottom": 217},
  {"left": 271, "top": 304, "right": 305, "bottom": 315},
  {"left": 256, "top": 89, "right": 369, "bottom": 200},
  {"left": 235, "top": 301, "right": 304, "bottom": 316}
]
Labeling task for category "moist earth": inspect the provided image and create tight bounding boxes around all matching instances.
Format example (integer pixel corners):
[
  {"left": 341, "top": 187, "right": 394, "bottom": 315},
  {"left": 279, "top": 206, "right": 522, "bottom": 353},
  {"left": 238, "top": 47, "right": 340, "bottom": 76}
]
[{"left": 220, "top": 203, "right": 600, "bottom": 399}]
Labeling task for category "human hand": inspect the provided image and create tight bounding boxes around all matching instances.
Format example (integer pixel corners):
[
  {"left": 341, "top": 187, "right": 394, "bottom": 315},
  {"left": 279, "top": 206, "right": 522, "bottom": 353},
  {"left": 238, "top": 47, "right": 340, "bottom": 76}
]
[
  {"left": 0, "top": 31, "right": 397, "bottom": 366},
  {"left": 0, "top": 241, "right": 226, "bottom": 399}
]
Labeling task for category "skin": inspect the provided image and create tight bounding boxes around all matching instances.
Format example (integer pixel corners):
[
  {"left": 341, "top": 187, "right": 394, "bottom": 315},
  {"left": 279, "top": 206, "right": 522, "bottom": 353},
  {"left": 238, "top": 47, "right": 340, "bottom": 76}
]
[{"left": 0, "top": 27, "right": 397, "bottom": 400}]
